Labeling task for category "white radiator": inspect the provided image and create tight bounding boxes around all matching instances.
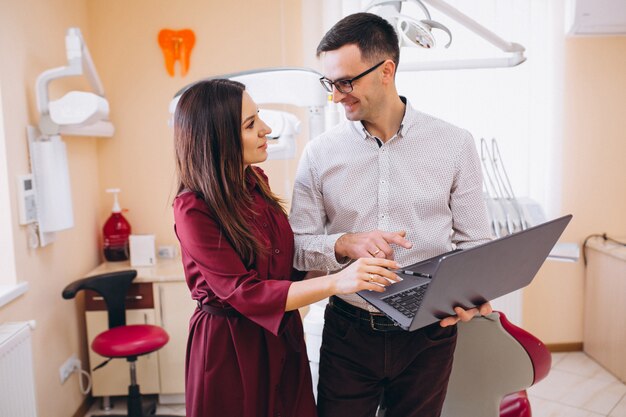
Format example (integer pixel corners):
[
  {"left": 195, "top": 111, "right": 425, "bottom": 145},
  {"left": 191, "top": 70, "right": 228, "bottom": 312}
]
[
  {"left": 491, "top": 290, "right": 522, "bottom": 326},
  {"left": 0, "top": 322, "right": 38, "bottom": 417}
]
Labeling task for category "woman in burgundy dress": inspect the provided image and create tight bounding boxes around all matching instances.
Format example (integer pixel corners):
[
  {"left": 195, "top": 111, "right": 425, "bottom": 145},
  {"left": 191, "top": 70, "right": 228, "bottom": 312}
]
[{"left": 172, "top": 79, "right": 400, "bottom": 417}]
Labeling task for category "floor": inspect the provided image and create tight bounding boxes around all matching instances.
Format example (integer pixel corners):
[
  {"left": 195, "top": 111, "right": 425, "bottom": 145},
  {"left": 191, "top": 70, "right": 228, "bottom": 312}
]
[
  {"left": 528, "top": 352, "right": 626, "bottom": 417},
  {"left": 85, "top": 397, "right": 186, "bottom": 416},
  {"left": 85, "top": 351, "right": 626, "bottom": 417}
]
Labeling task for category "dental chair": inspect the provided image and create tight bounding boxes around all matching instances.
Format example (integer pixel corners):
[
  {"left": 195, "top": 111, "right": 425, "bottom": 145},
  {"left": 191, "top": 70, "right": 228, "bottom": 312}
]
[
  {"left": 62, "top": 270, "right": 178, "bottom": 417},
  {"left": 440, "top": 311, "right": 551, "bottom": 417}
]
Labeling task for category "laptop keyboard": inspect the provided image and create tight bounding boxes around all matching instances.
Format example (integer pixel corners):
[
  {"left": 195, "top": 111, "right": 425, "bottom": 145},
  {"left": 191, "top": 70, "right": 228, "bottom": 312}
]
[{"left": 382, "top": 285, "right": 428, "bottom": 319}]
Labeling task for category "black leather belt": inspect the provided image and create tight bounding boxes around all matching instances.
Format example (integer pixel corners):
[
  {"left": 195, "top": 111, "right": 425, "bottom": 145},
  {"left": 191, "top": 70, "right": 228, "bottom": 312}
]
[
  {"left": 328, "top": 296, "right": 402, "bottom": 332},
  {"left": 197, "top": 300, "right": 241, "bottom": 317}
]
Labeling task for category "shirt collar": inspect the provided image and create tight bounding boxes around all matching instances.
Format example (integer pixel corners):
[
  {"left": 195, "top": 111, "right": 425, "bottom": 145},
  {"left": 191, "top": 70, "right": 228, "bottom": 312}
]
[{"left": 350, "top": 96, "right": 415, "bottom": 141}]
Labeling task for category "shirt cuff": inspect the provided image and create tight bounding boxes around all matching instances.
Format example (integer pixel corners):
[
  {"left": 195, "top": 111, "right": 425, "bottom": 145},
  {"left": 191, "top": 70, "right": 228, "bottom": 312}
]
[{"left": 325, "top": 233, "right": 351, "bottom": 271}]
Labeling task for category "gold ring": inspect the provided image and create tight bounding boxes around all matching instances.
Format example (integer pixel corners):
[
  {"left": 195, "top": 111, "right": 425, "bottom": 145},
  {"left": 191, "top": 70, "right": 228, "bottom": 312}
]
[
  {"left": 368, "top": 274, "right": 375, "bottom": 282},
  {"left": 373, "top": 249, "right": 381, "bottom": 256}
]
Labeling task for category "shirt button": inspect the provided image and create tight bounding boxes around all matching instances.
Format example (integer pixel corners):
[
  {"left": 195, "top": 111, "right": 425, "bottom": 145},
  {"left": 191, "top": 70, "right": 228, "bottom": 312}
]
[
  {"left": 274, "top": 249, "right": 280, "bottom": 254},
  {"left": 263, "top": 223, "right": 268, "bottom": 227}
]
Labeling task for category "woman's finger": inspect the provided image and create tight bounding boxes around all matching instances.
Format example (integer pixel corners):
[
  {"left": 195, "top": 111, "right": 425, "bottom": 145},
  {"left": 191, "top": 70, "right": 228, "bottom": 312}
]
[
  {"left": 369, "top": 266, "right": 401, "bottom": 282},
  {"left": 361, "top": 274, "right": 387, "bottom": 292},
  {"left": 363, "top": 258, "right": 400, "bottom": 269},
  {"left": 364, "top": 273, "right": 393, "bottom": 287}
]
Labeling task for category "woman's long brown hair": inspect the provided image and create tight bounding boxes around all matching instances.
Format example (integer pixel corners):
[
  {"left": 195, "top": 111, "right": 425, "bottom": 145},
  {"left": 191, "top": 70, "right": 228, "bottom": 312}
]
[{"left": 174, "top": 79, "right": 285, "bottom": 266}]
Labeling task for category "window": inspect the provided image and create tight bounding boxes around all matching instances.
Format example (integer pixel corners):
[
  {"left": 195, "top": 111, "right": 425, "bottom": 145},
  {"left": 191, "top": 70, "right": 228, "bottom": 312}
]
[
  {"left": 0, "top": 81, "right": 26, "bottom": 308},
  {"left": 394, "top": 0, "right": 563, "bottom": 215}
]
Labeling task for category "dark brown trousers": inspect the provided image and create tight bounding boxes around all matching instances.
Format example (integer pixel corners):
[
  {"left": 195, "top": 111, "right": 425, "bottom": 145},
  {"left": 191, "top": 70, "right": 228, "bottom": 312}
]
[{"left": 317, "top": 299, "right": 457, "bottom": 417}]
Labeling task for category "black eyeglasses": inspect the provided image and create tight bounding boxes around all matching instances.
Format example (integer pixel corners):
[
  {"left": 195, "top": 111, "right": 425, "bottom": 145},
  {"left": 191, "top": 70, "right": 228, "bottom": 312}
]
[{"left": 319, "top": 60, "right": 386, "bottom": 94}]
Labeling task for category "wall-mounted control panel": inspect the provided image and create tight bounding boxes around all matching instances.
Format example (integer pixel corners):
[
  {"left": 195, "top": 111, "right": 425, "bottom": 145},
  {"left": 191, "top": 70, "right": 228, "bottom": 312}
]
[{"left": 17, "top": 174, "right": 37, "bottom": 225}]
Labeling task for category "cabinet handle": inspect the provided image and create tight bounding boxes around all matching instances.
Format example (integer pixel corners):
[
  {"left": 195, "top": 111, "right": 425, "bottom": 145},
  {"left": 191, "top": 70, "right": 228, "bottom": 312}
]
[
  {"left": 91, "top": 295, "right": 144, "bottom": 301},
  {"left": 159, "top": 285, "right": 165, "bottom": 326}
]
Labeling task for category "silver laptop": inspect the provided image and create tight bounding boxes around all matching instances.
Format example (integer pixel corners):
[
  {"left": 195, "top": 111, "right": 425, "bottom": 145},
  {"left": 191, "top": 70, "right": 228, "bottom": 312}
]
[{"left": 357, "top": 214, "right": 572, "bottom": 331}]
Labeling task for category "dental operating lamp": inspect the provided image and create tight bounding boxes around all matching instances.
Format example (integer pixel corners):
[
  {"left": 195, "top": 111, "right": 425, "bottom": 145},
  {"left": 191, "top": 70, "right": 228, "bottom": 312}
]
[
  {"left": 366, "top": 0, "right": 453, "bottom": 49},
  {"left": 28, "top": 27, "right": 114, "bottom": 247},
  {"left": 365, "top": 0, "right": 526, "bottom": 71},
  {"left": 36, "top": 27, "right": 114, "bottom": 137}
]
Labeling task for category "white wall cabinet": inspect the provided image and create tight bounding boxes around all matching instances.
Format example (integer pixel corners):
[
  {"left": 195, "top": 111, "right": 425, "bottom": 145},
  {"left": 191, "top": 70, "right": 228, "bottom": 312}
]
[
  {"left": 155, "top": 282, "right": 196, "bottom": 394},
  {"left": 584, "top": 238, "right": 626, "bottom": 383},
  {"left": 82, "top": 260, "right": 194, "bottom": 400}
]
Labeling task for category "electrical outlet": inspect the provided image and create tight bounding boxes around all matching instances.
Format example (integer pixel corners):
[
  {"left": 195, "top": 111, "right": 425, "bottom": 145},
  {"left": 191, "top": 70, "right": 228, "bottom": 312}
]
[
  {"left": 59, "top": 354, "right": 80, "bottom": 384},
  {"left": 157, "top": 244, "right": 178, "bottom": 259}
]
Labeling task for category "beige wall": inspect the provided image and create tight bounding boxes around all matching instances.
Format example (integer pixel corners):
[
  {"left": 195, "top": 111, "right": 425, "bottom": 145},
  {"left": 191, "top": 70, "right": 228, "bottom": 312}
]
[
  {"left": 0, "top": 1, "right": 306, "bottom": 416},
  {"left": 0, "top": 1, "right": 101, "bottom": 416},
  {"left": 89, "top": 0, "right": 306, "bottom": 246},
  {"left": 2, "top": 1, "right": 625, "bottom": 414},
  {"left": 523, "top": 36, "right": 626, "bottom": 344}
]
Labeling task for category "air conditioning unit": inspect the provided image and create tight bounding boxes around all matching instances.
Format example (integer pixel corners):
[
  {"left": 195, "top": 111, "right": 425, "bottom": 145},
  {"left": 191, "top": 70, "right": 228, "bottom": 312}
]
[{"left": 566, "top": 0, "right": 626, "bottom": 36}]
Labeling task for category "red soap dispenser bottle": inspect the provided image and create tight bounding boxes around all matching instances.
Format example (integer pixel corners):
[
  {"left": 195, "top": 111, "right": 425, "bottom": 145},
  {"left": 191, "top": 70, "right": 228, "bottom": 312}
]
[{"left": 103, "top": 188, "right": 131, "bottom": 262}]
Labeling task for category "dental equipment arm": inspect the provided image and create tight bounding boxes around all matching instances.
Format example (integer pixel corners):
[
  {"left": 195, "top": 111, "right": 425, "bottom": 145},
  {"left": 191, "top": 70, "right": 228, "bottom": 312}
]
[
  {"left": 402, "top": 0, "right": 525, "bottom": 70},
  {"left": 367, "top": 0, "right": 526, "bottom": 71},
  {"left": 36, "top": 27, "right": 114, "bottom": 137}
]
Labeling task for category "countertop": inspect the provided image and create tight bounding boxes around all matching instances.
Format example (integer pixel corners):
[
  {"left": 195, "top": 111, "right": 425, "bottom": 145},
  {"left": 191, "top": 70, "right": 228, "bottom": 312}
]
[{"left": 85, "top": 258, "right": 185, "bottom": 283}]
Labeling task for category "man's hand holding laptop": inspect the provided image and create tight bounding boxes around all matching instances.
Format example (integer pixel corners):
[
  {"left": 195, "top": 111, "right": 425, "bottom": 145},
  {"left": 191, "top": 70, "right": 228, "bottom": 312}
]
[{"left": 337, "top": 229, "right": 493, "bottom": 328}]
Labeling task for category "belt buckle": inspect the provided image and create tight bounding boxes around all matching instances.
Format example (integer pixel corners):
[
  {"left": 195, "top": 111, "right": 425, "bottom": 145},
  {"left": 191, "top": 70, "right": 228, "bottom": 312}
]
[
  {"left": 369, "top": 312, "right": 387, "bottom": 331},
  {"left": 369, "top": 314, "right": 377, "bottom": 331}
]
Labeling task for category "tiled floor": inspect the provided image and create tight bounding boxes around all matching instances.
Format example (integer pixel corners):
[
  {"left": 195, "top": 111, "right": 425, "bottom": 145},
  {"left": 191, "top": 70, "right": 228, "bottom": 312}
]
[
  {"left": 529, "top": 352, "right": 626, "bottom": 417},
  {"left": 85, "top": 352, "right": 625, "bottom": 417}
]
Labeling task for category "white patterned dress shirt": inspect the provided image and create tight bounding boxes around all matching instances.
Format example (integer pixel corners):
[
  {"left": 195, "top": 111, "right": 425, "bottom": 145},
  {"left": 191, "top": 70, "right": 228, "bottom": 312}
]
[{"left": 289, "top": 98, "right": 492, "bottom": 311}]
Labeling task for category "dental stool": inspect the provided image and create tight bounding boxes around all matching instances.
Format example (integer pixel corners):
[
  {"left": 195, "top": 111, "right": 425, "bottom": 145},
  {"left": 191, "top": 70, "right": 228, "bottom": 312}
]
[
  {"left": 440, "top": 311, "right": 551, "bottom": 417},
  {"left": 62, "top": 270, "right": 178, "bottom": 417}
]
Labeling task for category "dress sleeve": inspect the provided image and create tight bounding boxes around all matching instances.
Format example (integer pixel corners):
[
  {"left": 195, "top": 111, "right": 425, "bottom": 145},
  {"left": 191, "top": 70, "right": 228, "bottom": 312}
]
[{"left": 174, "top": 195, "right": 293, "bottom": 336}]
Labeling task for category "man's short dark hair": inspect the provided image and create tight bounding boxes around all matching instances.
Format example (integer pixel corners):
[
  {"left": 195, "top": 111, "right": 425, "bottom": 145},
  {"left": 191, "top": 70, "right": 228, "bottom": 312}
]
[{"left": 316, "top": 12, "right": 400, "bottom": 68}]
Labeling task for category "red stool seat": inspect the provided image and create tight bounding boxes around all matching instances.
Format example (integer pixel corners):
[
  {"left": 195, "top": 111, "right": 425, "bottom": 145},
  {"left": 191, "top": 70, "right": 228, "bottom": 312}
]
[
  {"left": 500, "top": 391, "right": 531, "bottom": 417},
  {"left": 92, "top": 324, "right": 169, "bottom": 358}
]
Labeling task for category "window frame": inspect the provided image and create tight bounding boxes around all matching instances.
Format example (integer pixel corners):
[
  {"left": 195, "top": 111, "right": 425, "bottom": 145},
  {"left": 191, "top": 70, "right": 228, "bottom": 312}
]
[{"left": 0, "top": 81, "right": 27, "bottom": 308}]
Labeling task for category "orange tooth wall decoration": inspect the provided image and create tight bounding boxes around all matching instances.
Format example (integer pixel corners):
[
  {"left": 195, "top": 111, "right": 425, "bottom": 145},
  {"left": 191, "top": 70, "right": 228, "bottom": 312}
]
[{"left": 158, "top": 29, "right": 196, "bottom": 77}]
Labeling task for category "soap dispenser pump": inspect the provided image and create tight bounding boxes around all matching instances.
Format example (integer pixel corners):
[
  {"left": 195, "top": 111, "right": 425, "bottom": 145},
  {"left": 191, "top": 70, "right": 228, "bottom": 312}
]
[{"left": 103, "top": 188, "right": 131, "bottom": 261}]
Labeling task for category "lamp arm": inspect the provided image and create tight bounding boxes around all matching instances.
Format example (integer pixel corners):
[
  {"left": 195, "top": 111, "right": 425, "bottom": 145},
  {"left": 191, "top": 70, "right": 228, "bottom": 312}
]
[
  {"left": 398, "top": 54, "right": 525, "bottom": 71},
  {"left": 422, "top": 0, "right": 525, "bottom": 53},
  {"left": 36, "top": 65, "right": 82, "bottom": 115},
  {"left": 66, "top": 28, "right": 105, "bottom": 95},
  {"left": 365, "top": 0, "right": 431, "bottom": 19}
]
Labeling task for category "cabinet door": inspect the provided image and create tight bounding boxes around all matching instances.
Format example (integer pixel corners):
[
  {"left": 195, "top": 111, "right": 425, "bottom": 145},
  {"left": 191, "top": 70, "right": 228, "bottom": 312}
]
[
  {"left": 86, "top": 309, "right": 161, "bottom": 396},
  {"left": 156, "top": 282, "right": 196, "bottom": 394}
]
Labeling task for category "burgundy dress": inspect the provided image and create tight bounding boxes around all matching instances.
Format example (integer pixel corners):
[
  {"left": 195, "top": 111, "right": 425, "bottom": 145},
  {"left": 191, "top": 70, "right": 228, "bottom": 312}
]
[{"left": 173, "top": 168, "right": 317, "bottom": 417}]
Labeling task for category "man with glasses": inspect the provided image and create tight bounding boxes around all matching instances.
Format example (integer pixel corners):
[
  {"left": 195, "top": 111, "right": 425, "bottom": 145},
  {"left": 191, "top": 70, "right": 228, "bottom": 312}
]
[{"left": 289, "top": 12, "right": 493, "bottom": 417}]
